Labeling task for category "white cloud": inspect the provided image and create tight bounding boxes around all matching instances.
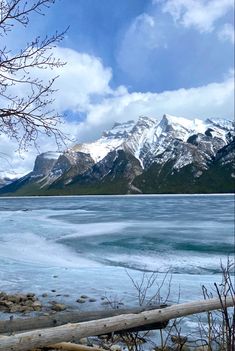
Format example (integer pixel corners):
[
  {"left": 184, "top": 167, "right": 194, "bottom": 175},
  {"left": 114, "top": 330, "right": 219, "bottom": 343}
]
[
  {"left": 0, "top": 45, "right": 234, "bottom": 178},
  {"left": 78, "top": 72, "right": 234, "bottom": 142},
  {"left": 1, "top": 47, "right": 112, "bottom": 113},
  {"left": 15, "top": 47, "right": 112, "bottom": 112},
  {"left": 157, "top": 0, "right": 234, "bottom": 33},
  {"left": 0, "top": 135, "right": 36, "bottom": 178},
  {"left": 218, "top": 23, "right": 235, "bottom": 43},
  {"left": 123, "top": 13, "right": 159, "bottom": 50},
  {"left": 117, "top": 13, "right": 166, "bottom": 78},
  {"left": 0, "top": 47, "right": 114, "bottom": 177},
  {"left": 50, "top": 47, "right": 112, "bottom": 112}
]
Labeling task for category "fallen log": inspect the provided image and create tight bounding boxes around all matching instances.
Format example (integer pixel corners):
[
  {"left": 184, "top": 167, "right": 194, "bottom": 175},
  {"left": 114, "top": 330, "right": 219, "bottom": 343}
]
[
  {"left": 0, "top": 305, "right": 167, "bottom": 334},
  {"left": 49, "top": 342, "right": 106, "bottom": 351},
  {"left": 0, "top": 297, "right": 234, "bottom": 351}
]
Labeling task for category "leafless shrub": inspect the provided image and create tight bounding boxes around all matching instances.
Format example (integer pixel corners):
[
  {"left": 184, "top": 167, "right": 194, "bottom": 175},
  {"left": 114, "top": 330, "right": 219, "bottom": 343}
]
[
  {"left": 98, "top": 262, "right": 234, "bottom": 351},
  {"left": 196, "top": 258, "right": 235, "bottom": 351},
  {"left": 124, "top": 260, "right": 234, "bottom": 351},
  {"left": 101, "top": 293, "right": 125, "bottom": 310},
  {"left": 118, "top": 269, "right": 173, "bottom": 351},
  {"left": 125, "top": 269, "right": 172, "bottom": 307}
]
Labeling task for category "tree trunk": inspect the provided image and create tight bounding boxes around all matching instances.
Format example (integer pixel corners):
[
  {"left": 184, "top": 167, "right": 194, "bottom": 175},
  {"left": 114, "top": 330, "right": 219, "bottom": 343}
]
[
  {"left": 0, "top": 305, "right": 166, "bottom": 334},
  {"left": 49, "top": 342, "right": 106, "bottom": 351},
  {"left": 0, "top": 297, "right": 233, "bottom": 351}
]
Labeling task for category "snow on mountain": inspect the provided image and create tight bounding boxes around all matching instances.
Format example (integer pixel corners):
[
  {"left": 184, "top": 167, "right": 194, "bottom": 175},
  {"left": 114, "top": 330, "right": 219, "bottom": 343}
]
[
  {"left": 206, "top": 118, "right": 234, "bottom": 131},
  {"left": 103, "top": 120, "right": 135, "bottom": 138},
  {"left": 72, "top": 120, "right": 136, "bottom": 163},
  {"left": 146, "top": 114, "right": 234, "bottom": 171},
  {"left": 160, "top": 114, "right": 196, "bottom": 136},
  {"left": 70, "top": 114, "right": 234, "bottom": 170},
  {"left": 1, "top": 114, "right": 234, "bottom": 195},
  {"left": 161, "top": 114, "right": 203, "bottom": 137},
  {"left": 72, "top": 138, "right": 122, "bottom": 163},
  {"left": 40, "top": 151, "right": 61, "bottom": 160},
  {"left": 124, "top": 116, "right": 156, "bottom": 167}
]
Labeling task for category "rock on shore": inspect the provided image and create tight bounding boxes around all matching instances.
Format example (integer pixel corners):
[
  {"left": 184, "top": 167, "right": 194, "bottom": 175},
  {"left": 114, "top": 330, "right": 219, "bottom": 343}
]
[{"left": 0, "top": 291, "right": 42, "bottom": 313}]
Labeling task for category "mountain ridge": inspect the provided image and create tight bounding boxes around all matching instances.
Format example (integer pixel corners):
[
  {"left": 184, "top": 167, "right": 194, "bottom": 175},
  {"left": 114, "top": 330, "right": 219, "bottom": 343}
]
[{"left": 1, "top": 114, "right": 234, "bottom": 195}]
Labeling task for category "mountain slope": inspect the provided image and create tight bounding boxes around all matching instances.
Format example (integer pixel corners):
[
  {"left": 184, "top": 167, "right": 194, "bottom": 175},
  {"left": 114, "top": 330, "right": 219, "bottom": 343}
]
[{"left": 1, "top": 115, "right": 234, "bottom": 195}]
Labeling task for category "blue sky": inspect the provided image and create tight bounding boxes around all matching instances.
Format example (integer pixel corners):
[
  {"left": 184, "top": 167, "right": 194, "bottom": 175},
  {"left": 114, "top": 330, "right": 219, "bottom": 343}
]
[
  {"left": 32, "top": 0, "right": 234, "bottom": 92},
  {"left": 10, "top": 0, "right": 234, "bottom": 93},
  {"left": 1, "top": 0, "right": 234, "bottom": 176}
]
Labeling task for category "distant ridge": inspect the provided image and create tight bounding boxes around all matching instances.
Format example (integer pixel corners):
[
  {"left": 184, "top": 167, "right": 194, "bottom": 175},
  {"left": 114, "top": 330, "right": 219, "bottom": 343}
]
[{"left": 1, "top": 114, "right": 234, "bottom": 195}]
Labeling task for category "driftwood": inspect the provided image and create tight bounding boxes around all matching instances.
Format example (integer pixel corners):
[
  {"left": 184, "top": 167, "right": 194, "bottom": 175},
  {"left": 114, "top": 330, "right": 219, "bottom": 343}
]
[
  {"left": 49, "top": 342, "right": 106, "bottom": 351},
  {"left": 0, "top": 305, "right": 167, "bottom": 334},
  {"left": 0, "top": 297, "right": 234, "bottom": 351}
]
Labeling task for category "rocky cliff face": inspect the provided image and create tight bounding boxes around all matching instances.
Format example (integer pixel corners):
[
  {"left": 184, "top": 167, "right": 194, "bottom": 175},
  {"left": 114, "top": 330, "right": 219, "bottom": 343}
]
[
  {"left": 1, "top": 114, "right": 234, "bottom": 195},
  {"left": 32, "top": 152, "right": 61, "bottom": 176}
]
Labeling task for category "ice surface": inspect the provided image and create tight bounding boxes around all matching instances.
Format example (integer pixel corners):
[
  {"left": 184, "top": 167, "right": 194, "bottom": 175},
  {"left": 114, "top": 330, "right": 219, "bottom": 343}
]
[{"left": 0, "top": 193, "right": 233, "bottom": 326}]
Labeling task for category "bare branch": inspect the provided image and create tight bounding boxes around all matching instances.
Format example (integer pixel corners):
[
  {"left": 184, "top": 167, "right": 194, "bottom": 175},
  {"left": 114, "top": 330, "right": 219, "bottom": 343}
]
[
  {"left": 0, "top": 0, "right": 68, "bottom": 151},
  {"left": 0, "top": 1, "right": 56, "bottom": 33}
]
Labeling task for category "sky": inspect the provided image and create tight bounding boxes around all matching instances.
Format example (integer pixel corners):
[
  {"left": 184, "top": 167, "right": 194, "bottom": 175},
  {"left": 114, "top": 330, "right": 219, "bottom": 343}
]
[{"left": 0, "top": 0, "right": 234, "bottom": 177}]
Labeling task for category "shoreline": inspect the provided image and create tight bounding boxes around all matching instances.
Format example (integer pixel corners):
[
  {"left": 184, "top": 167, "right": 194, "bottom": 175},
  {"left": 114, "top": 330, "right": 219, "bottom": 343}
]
[
  {"left": 0, "top": 192, "right": 234, "bottom": 199},
  {"left": 1, "top": 289, "right": 234, "bottom": 351},
  {"left": 0, "top": 290, "right": 112, "bottom": 318}
]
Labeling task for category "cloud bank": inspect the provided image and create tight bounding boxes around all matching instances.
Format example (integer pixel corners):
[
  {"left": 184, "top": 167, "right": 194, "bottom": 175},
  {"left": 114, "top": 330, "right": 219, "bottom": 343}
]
[
  {"left": 0, "top": 45, "right": 234, "bottom": 178},
  {"left": 157, "top": 0, "right": 234, "bottom": 33}
]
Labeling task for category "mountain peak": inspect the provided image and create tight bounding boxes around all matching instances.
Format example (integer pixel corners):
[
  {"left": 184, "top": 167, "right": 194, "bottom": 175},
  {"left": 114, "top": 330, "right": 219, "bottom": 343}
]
[
  {"left": 102, "top": 120, "right": 135, "bottom": 138},
  {"left": 135, "top": 116, "right": 156, "bottom": 128},
  {"left": 162, "top": 114, "right": 194, "bottom": 129}
]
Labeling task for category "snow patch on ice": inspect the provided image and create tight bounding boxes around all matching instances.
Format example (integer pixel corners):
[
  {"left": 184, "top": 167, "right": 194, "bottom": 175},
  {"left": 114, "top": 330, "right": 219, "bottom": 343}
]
[{"left": 0, "top": 231, "right": 97, "bottom": 268}]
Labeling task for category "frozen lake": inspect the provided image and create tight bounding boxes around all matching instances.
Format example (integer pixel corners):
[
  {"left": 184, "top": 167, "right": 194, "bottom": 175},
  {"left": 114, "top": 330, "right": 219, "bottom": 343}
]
[{"left": 0, "top": 194, "right": 234, "bottom": 318}]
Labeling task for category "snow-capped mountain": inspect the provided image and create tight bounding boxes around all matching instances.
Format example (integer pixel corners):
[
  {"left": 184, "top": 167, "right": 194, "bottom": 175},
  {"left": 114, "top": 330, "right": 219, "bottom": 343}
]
[
  {"left": 73, "top": 114, "right": 233, "bottom": 168},
  {"left": 1, "top": 114, "right": 234, "bottom": 195}
]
